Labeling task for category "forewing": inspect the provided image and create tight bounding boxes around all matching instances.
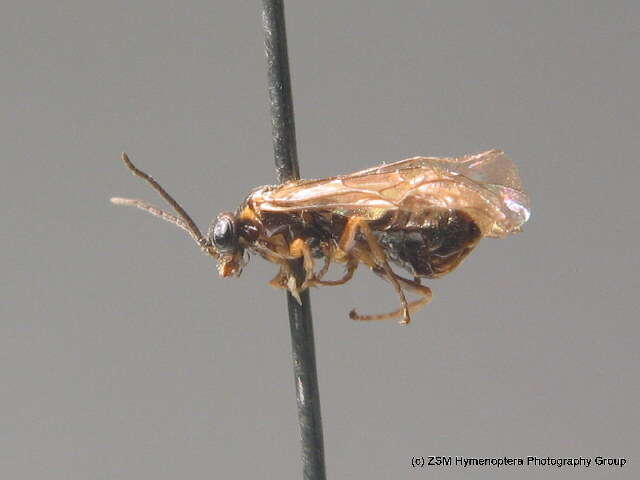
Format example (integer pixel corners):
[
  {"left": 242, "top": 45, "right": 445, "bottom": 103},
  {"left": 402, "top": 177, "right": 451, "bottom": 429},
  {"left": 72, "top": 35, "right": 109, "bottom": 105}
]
[
  {"left": 256, "top": 150, "right": 530, "bottom": 237},
  {"left": 378, "top": 150, "right": 530, "bottom": 237},
  {"left": 346, "top": 150, "right": 516, "bottom": 182},
  {"left": 254, "top": 171, "right": 410, "bottom": 221}
]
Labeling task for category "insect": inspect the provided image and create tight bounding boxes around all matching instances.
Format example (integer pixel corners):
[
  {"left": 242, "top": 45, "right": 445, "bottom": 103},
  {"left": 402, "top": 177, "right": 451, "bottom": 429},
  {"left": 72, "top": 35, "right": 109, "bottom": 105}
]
[{"left": 111, "top": 149, "right": 530, "bottom": 324}]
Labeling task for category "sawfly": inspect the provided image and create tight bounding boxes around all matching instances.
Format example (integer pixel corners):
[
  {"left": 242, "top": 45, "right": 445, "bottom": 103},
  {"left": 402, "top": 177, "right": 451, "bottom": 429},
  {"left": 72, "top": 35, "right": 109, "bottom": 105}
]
[{"left": 111, "top": 149, "right": 530, "bottom": 324}]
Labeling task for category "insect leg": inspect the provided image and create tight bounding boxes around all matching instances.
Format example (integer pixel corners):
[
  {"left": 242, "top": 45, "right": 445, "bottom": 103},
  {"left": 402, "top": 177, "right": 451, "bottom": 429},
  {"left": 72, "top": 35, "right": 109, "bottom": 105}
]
[
  {"left": 252, "top": 242, "right": 294, "bottom": 288},
  {"left": 308, "top": 241, "right": 335, "bottom": 281},
  {"left": 312, "top": 258, "right": 357, "bottom": 286},
  {"left": 267, "top": 261, "right": 303, "bottom": 303},
  {"left": 369, "top": 269, "right": 432, "bottom": 317},
  {"left": 338, "top": 217, "right": 361, "bottom": 253},
  {"left": 309, "top": 219, "right": 362, "bottom": 286},
  {"left": 347, "top": 220, "right": 411, "bottom": 325},
  {"left": 349, "top": 270, "right": 431, "bottom": 323},
  {"left": 397, "top": 275, "right": 432, "bottom": 315},
  {"left": 254, "top": 240, "right": 308, "bottom": 304},
  {"left": 269, "top": 265, "right": 289, "bottom": 288},
  {"left": 314, "top": 254, "right": 331, "bottom": 281},
  {"left": 289, "top": 238, "right": 316, "bottom": 290}
]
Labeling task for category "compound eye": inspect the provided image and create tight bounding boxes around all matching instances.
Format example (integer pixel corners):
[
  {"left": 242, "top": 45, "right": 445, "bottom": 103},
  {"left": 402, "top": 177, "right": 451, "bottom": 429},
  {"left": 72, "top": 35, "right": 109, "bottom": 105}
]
[{"left": 212, "top": 215, "right": 235, "bottom": 252}]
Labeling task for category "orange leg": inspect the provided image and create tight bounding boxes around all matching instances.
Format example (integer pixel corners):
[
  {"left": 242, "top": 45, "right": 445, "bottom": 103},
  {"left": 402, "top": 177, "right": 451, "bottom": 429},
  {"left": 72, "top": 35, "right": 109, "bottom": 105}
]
[
  {"left": 312, "top": 259, "right": 357, "bottom": 286},
  {"left": 311, "top": 241, "right": 336, "bottom": 281},
  {"left": 254, "top": 243, "right": 297, "bottom": 294},
  {"left": 344, "top": 220, "right": 411, "bottom": 324},
  {"left": 308, "top": 218, "right": 363, "bottom": 287},
  {"left": 349, "top": 268, "right": 432, "bottom": 322},
  {"left": 268, "top": 266, "right": 289, "bottom": 289},
  {"left": 338, "top": 217, "right": 361, "bottom": 253},
  {"left": 397, "top": 275, "right": 432, "bottom": 314},
  {"left": 289, "top": 238, "right": 316, "bottom": 290},
  {"left": 330, "top": 218, "right": 412, "bottom": 324},
  {"left": 290, "top": 238, "right": 359, "bottom": 290},
  {"left": 314, "top": 254, "right": 331, "bottom": 281},
  {"left": 265, "top": 237, "right": 344, "bottom": 300}
]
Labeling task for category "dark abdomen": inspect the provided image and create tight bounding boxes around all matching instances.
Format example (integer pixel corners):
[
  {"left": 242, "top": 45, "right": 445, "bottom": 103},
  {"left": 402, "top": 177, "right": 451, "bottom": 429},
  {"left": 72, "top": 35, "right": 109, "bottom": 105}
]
[{"left": 376, "top": 210, "right": 481, "bottom": 278}]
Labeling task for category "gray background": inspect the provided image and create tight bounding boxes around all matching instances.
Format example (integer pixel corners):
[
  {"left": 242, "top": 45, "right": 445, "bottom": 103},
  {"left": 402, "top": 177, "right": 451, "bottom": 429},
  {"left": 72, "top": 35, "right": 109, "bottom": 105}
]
[{"left": 2, "top": 1, "right": 638, "bottom": 479}]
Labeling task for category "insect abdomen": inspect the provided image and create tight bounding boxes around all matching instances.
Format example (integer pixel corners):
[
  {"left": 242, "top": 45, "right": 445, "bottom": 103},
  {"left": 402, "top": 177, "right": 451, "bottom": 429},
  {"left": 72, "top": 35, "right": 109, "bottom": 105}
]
[{"left": 376, "top": 210, "right": 481, "bottom": 278}]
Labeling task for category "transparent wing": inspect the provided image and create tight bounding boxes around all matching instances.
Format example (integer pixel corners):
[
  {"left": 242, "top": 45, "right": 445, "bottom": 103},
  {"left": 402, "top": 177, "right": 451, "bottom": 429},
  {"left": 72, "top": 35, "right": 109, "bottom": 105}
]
[{"left": 255, "top": 150, "right": 530, "bottom": 237}]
